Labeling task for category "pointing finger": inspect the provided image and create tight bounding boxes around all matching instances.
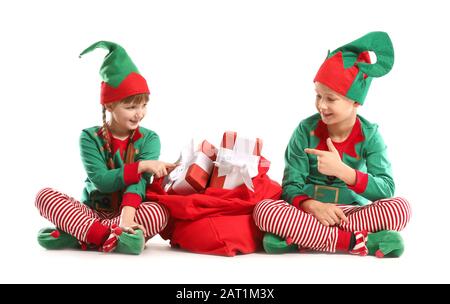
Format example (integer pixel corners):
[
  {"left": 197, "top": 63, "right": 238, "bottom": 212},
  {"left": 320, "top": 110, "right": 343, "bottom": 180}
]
[
  {"left": 165, "top": 162, "right": 178, "bottom": 168},
  {"left": 304, "top": 148, "right": 324, "bottom": 156}
]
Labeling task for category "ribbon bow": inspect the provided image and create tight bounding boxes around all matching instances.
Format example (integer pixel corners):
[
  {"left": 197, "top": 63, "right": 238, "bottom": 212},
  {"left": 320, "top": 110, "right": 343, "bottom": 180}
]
[{"left": 214, "top": 137, "right": 260, "bottom": 191}]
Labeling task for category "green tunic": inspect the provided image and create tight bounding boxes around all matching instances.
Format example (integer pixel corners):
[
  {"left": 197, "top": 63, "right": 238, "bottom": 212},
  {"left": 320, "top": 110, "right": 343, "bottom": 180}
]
[
  {"left": 282, "top": 113, "right": 394, "bottom": 206},
  {"left": 79, "top": 126, "right": 160, "bottom": 211}
]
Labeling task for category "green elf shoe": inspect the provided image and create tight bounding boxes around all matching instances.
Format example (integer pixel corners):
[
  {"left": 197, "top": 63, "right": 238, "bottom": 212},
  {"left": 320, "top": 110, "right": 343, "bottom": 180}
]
[
  {"left": 102, "top": 226, "right": 145, "bottom": 255},
  {"left": 367, "top": 230, "right": 404, "bottom": 258},
  {"left": 262, "top": 233, "right": 298, "bottom": 254},
  {"left": 37, "top": 227, "right": 80, "bottom": 250},
  {"left": 115, "top": 229, "right": 145, "bottom": 255}
]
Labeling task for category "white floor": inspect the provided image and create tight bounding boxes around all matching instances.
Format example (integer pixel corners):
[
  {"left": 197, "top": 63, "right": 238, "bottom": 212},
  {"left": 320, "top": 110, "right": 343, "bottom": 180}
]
[{"left": 3, "top": 208, "right": 447, "bottom": 284}]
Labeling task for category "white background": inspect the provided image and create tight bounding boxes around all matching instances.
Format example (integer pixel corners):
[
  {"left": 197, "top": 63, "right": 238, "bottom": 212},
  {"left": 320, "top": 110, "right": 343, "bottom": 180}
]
[{"left": 1, "top": 0, "right": 449, "bottom": 283}]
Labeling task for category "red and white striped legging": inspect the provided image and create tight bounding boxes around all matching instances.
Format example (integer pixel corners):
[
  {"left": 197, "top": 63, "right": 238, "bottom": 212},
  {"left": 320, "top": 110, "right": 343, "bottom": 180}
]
[
  {"left": 35, "top": 187, "right": 169, "bottom": 243},
  {"left": 253, "top": 197, "right": 411, "bottom": 253}
]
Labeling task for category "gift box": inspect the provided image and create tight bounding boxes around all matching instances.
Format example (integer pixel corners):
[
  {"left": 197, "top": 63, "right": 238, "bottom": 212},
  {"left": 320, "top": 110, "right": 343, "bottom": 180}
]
[
  {"left": 163, "top": 140, "right": 218, "bottom": 195},
  {"left": 209, "top": 131, "right": 262, "bottom": 191}
]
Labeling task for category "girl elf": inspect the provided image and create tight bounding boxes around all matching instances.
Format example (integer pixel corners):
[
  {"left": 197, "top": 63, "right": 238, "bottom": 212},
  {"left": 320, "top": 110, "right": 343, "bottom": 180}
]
[
  {"left": 35, "top": 41, "right": 176, "bottom": 254},
  {"left": 254, "top": 32, "right": 411, "bottom": 257}
]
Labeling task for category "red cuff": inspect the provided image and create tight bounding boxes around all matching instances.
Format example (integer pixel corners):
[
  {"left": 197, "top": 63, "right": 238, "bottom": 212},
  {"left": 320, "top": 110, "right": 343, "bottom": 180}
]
[
  {"left": 86, "top": 221, "right": 110, "bottom": 246},
  {"left": 121, "top": 192, "right": 142, "bottom": 209},
  {"left": 123, "top": 162, "right": 141, "bottom": 185},
  {"left": 336, "top": 229, "right": 353, "bottom": 252},
  {"left": 292, "top": 195, "right": 311, "bottom": 210},
  {"left": 347, "top": 170, "right": 369, "bottom": 194}
]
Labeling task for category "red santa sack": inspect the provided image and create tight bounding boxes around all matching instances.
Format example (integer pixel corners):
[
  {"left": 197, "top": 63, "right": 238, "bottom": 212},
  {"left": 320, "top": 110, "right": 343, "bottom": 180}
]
[{"left": 146, "top": 157, "right": 281, "bottom": 256}]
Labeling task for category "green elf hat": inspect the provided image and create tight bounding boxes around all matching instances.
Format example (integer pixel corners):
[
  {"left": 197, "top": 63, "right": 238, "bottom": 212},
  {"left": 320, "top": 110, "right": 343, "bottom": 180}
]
[
  {"left": 313, "top": 31, "right": 394, "bottom": 104},
  {"left": 79, "top": 41, "right": 150, "bottom": 105}
]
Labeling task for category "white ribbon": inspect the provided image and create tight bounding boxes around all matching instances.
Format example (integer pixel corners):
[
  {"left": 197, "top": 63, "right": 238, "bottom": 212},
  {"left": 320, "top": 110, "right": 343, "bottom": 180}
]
[
  {"left": 164, "top": 139, "right": 196, "bottom": 192},
  {"left": 214, "top": 137, "right": 260, "bottom": 191},
  {"left": 163, "top": 139, "right": 214, "bottom": 194}
]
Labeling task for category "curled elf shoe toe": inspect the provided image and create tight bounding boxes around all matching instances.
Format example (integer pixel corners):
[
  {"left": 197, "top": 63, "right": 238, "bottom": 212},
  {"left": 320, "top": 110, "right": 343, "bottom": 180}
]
[
  {"left": 37, "top": 227, "right": 80, "bottom": 250},
  {"left": 262, "top": 233, "right": 298, "bottom": 254},
  {"left": 367, "top": 230, "right": 404, "bottom": 258},
  {"left": 102, "top": 225, "right": 145, "bottom": 255}
]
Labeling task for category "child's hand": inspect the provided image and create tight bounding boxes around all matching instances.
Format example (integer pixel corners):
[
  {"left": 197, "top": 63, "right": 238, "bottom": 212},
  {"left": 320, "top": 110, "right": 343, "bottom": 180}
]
[
  {"left": 138, "top": 160, "right": 177, "bottom": 178},
  {"left": 119, "top": 206, "right": 147, "bottom": 235},
  {"left": 304, "top": 138, "right": 344, "bottom": 177},
  {"left": 301, "top": 199, "right": 348, "bottom": 227},
  {"left": 119, "top": 221, "right": 147, "bottom": 235}
]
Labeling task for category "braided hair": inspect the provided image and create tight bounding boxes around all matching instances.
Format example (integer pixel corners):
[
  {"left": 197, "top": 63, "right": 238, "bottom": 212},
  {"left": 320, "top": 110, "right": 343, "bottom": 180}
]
[{"left": 100, "top": 93, "right": 149, "bottom": 212}]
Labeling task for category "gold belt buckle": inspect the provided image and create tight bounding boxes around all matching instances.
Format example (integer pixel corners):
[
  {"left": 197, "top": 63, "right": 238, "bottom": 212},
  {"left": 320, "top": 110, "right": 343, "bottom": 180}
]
[{"left": 314, "top": 185, "right": 339, "bottom": 203}]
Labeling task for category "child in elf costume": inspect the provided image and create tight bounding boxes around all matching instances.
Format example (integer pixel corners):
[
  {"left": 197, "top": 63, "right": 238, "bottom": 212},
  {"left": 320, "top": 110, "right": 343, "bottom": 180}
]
[
  {"left": 253, "top": 32, "right": 411, "bottom": 257},
  {"left": 35, "top": 41, "right": 176, "bottom": 255}
]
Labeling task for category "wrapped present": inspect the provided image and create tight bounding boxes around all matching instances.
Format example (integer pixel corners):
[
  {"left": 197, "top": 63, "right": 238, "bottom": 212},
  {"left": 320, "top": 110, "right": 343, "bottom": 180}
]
[
  {"left": 163, "top": 139, "right": 218, "bottom": 195},
  {"left": 209, "top": 131, "right": 262, "bottom": 191}
]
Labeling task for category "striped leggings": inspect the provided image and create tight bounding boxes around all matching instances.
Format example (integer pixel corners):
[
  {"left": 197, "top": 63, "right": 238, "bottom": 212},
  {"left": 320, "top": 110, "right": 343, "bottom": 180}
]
[
  {"left": 35, "top": 187, "right": 169, "bottom": 243},
  {"left": 253, "top": 197, "right": 411, "bottom": 253}
]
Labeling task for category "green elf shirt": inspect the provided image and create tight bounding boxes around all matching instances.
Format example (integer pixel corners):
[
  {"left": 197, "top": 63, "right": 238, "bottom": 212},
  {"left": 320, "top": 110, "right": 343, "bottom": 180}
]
[
  {"left": 79, "top": 126, "right": 160, "bottom": 212},
  {"left": 282, "top": 113, "right": 394, "bottom": 207}
]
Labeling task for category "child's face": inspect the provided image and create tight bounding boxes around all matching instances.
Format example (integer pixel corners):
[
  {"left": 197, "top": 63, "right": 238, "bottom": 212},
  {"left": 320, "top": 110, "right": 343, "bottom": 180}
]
[
  {"left": 314, "top": 82, "right": 359, "bottom": 125},
  {"left": 106, "top": 100, "right": 148, "bottom": 132}
]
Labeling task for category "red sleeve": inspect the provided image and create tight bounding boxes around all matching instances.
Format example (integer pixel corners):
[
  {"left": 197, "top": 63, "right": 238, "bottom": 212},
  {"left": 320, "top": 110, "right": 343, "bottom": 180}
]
[
  {"left": 347, "top": 169, "right": 369, "bottom": 194},
  {"left": 121, "top": 193, "right": 142, "bottom": 209},
  {"left": 123, "top": 162, "right": 141, "bottom": 185},
  {"left": 291, "top": 195, "right": 312, "bottom": 210}
]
